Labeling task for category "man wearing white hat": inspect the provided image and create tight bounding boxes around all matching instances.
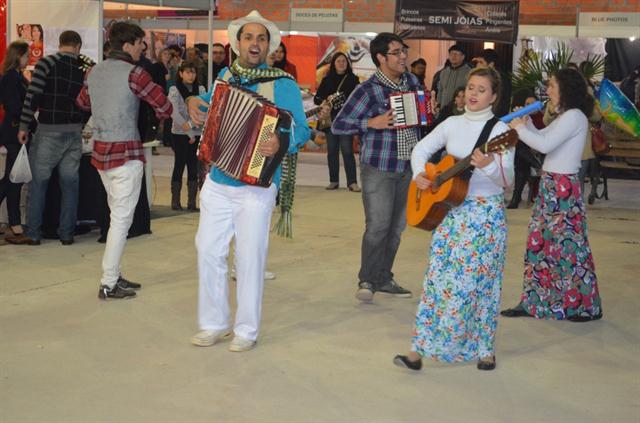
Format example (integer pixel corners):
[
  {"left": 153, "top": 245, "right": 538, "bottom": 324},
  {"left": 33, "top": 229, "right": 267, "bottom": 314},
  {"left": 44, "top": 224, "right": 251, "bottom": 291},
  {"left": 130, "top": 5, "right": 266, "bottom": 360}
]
[{"left": 187, "top": 11, "right": 310, "bottom": 352}]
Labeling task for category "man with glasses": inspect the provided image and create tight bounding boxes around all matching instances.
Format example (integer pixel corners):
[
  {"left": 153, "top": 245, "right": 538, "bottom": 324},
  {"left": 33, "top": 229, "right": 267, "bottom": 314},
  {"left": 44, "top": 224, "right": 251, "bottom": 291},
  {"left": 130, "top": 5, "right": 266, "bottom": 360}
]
[{"left": 332, "top": 33, "right": 422, "bottom": 302}]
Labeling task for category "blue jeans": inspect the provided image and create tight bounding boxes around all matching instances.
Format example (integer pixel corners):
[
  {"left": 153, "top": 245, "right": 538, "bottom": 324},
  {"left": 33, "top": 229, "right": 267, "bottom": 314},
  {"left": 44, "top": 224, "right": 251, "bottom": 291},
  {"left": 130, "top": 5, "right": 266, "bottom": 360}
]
[
  {"left": 358, "top": 164, "right": 411, "bottom": 288},
  {"left": 26, "top": 129, "right": 82, "bottom": 240}
]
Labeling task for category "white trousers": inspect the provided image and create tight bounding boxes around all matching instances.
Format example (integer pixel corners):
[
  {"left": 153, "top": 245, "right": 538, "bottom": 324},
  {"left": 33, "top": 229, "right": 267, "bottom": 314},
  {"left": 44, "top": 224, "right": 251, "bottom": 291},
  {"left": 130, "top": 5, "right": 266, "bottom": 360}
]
[
  {"left": 98, "top": 160, "right": 144, "bottom": 288},
  {"left": 196, "top": 177, "right": 277, "bottom": 341}
]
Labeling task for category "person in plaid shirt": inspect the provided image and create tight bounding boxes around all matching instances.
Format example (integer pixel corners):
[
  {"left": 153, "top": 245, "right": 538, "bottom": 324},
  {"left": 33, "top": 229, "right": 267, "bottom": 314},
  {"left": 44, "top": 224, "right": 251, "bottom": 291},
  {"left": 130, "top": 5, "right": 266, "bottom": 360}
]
[
  {"left": 76, "top": 22, "right": 172, "bottom": 300},
  {"left": 332, "top": 33, "right": 423, "bottom": 303}
]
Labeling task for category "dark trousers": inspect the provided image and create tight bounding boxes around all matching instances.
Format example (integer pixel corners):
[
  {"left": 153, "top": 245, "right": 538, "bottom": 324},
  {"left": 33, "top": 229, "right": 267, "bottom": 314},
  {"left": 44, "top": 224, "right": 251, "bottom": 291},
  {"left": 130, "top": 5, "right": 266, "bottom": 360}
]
[
  {"left": 171, "top": 134, "right": 198, "bottom": 182},
  {"left": 0, "top": 143, "right": 24, "bottom": 226},
  {"left": 358, "top": 164, "right": 411, "bottom": 287},
  {"left": 325, "top": 130, "right": 357, "bottom": 185},
  {"left": 162, "top": 119, "right": 173, "bottom": 146},
  {"left": 511, "top": 144, "right": 542, "bottom": 206}
]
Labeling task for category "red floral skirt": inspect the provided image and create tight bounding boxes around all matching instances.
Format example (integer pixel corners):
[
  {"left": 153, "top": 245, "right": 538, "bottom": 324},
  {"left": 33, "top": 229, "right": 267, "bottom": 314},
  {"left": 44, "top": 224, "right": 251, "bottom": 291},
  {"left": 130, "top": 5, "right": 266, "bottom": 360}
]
[{"left": 521, "top": 172, "right": 602, "bottom": 320}]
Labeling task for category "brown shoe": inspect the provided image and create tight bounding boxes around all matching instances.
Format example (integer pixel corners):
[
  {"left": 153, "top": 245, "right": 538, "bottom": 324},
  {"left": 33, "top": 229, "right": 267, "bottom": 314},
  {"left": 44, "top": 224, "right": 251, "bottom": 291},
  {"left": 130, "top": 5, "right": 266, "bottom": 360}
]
[{"left": 5, "top": 234, "right": 41, "bottom": 245}]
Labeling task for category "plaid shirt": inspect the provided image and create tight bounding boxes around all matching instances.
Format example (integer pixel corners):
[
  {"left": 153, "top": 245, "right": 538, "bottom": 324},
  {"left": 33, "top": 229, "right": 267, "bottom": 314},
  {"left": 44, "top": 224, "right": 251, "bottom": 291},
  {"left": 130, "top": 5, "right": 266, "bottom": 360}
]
[
  {"left": 331, "top": 71, "right": 422, "bottom": 173},
  {"left": 77, "top": 61, "right": 172, "bottom": 170}
]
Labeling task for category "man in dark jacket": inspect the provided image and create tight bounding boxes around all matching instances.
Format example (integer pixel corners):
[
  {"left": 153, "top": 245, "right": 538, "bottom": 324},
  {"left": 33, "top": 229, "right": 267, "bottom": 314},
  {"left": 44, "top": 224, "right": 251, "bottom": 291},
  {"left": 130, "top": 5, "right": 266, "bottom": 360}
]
[{"left": 8, "top": 31, "right": 88, "bottom": 246}]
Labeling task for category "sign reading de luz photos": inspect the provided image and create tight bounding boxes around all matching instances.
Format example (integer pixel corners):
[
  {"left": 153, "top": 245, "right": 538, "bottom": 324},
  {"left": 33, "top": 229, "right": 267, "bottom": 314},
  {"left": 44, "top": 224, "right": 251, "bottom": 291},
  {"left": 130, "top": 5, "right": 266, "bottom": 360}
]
[{"left": 394, "top": 0, "right": 520, "bottom": 44}]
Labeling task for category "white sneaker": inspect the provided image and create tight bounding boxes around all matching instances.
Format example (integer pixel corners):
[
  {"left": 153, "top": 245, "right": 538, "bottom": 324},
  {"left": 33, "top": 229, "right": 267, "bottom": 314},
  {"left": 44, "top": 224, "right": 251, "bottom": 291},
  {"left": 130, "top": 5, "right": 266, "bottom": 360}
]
[
  {"left": 228, "top": 335, "right": 256, "bottom": 352},
  {"left": 230, "top": 268, "right": 276, "bottom": 281},
  {"left": 191, "top": 330, "right": 230, "bottom": 347}
]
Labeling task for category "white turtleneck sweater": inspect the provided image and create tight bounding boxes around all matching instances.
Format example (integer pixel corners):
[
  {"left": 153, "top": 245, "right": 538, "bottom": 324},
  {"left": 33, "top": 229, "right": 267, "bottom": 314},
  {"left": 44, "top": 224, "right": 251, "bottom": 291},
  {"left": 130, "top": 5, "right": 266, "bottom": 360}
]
[
  {"left": 515, "top": 108, "right": 587, "bottom": 174},
  {"left": 411, "top": 106, "right": 515, "bottom": 198}
]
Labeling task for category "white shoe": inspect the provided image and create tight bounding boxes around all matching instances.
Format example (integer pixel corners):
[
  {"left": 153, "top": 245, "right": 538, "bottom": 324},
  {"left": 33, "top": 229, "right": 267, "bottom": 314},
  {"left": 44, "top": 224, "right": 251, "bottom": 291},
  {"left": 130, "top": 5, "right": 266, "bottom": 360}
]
[
  {"left": 191, "top": 330, "right": 230, "bottom": 347},
  {"left": 228, "top": 335, "right": 256, "bottom": 352},
  {"left": 230, "top": 268, "right": 276, "bottom": 281}
]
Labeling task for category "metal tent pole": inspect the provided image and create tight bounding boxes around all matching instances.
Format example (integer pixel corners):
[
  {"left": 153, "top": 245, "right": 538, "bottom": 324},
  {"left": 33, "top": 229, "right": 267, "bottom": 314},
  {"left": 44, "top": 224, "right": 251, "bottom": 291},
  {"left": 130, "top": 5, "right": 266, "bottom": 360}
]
[
  {"left": 99, "top": 0, "right": 104, "bottom": 61},
  {"left": 208, "top": 0, "right": 213, "bottom": 87}
]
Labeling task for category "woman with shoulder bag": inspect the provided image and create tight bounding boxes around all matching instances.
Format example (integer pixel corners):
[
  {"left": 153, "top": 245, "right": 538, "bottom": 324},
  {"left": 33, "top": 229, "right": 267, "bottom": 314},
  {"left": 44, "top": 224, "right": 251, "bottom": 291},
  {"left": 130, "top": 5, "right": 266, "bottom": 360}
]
[
  {"left": 0, "top": 41, "right": 30, "bottom": 239},
  {"left": 314, "top": 52, "right": 360, "bottom": 191},
  {"left": 168, "top": 61, "right": 206, "bottom": 211}
]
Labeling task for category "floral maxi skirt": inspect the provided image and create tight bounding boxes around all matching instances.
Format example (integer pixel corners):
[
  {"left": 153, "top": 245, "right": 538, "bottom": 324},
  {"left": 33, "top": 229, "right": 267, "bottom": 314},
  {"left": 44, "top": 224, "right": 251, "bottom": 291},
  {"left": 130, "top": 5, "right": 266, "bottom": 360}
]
[
  {"left": 521, "top": 172, "right": 602, "bottom": 320},
  {"left": 412, "top": 195, "right": 507, "bottom": 362}
]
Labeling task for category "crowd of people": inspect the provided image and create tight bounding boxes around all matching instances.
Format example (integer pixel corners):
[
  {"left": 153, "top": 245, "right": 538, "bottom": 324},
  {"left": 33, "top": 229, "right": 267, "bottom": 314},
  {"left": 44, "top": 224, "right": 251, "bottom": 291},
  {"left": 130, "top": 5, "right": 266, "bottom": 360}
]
[{"left": 3, "top": 8, "right": 638, "bottom": 368}]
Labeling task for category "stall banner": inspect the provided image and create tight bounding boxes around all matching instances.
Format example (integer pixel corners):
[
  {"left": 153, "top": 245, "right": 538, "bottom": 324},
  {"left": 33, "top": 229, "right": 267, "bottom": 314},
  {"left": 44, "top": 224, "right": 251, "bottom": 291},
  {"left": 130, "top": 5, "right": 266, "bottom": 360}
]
[
  {"left": 149, "top": 31, "right": 187, "bottom": 62},
  {"left": 17, "top": 23, "right": 44, "bottom": 67},
  {"left": 0, "top": 0, "right": 7, "bottom": 65},
  {"left": 315, "top": 35, "right": 376, "bottom": 88},
  {"left": 394, "top": 0, "right": 519, "bottom": 44}
]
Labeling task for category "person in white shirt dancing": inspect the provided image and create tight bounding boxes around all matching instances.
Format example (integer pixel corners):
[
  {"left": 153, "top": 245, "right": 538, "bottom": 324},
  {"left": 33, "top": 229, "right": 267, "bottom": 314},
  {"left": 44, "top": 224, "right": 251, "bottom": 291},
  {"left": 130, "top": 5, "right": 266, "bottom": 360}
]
[
  {"left": 394, "top": 67, "right": 514, "bottom": 372},
  {"left": 501, "top": 68, "right": 603, "bottom": 322}
]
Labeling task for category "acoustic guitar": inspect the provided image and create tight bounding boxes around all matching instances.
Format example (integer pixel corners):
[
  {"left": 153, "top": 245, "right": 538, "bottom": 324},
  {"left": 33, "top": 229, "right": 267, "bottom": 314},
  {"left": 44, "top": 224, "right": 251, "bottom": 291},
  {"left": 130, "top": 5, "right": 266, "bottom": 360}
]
[{"left": 407, "top": 129, "right": 518, "bottom": 231}]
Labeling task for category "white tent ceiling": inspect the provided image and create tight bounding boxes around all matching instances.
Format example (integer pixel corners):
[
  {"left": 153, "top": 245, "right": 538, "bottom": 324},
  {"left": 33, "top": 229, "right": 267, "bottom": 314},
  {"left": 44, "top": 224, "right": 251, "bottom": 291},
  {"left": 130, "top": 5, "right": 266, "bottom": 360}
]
[{"left": 100, "top": 0, "right": 214, "bottom": 10}]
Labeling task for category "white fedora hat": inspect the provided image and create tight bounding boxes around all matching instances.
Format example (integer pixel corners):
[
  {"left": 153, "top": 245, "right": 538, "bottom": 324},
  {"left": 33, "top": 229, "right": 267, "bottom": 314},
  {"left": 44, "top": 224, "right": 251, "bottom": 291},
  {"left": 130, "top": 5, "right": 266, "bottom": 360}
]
[{"left": 227, "top": 10, "right": 281, "bottom": 56}]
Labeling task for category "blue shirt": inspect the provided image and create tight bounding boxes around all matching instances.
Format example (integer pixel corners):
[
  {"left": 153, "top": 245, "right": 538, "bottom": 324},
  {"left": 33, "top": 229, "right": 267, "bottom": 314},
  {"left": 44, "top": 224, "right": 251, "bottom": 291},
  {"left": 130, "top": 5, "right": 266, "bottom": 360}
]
[{"left": 198, "top": 64, "right": 310, "bottom": 188}]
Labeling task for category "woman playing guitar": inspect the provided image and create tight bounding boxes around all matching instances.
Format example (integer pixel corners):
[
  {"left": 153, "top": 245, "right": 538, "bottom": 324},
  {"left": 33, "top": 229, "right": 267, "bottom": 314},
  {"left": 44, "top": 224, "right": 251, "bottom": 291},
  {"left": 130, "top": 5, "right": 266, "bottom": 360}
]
[{"left": 394, "top": 67, "right": 514, "bottom": 372}]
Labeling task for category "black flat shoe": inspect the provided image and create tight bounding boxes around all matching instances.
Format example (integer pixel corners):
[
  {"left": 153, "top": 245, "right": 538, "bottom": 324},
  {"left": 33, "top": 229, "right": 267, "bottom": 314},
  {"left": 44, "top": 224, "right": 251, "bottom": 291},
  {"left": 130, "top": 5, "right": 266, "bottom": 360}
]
[
  {"left": 567, "top": 312, "right": 603, "bottom": 322},
  {"left": 506, "top": 201, "right": 519, "bottom": 209},
  {"left": 500, "top": 304, "right": 532, "bottom": 318},
  {"left": 393, "top": 355, "right": 422, "bottom": 371},
  {"left": 477, "top": 356, "right": 496, "bottom": 371}
]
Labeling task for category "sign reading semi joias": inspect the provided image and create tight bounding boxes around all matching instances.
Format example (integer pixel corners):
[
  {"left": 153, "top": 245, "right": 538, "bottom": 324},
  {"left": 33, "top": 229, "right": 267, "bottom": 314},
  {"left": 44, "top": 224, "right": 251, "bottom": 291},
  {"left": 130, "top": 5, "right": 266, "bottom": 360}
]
[{"left": 394, "top": 0, "right": 519, "bottom": 44}]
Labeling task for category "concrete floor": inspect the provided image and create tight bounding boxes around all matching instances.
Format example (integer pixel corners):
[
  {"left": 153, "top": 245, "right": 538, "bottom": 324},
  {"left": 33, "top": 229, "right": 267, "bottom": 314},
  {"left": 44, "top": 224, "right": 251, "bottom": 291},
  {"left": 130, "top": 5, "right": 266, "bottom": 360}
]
[{"left": 1, "top": 149, "right": 639, "bottom": 422}]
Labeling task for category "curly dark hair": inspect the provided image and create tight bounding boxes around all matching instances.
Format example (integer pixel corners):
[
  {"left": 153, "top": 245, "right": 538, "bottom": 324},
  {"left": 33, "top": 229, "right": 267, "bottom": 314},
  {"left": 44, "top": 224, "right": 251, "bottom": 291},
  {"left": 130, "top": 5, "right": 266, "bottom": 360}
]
[{"left": 553, "top": 68, "right": 594, "bottom": 116}]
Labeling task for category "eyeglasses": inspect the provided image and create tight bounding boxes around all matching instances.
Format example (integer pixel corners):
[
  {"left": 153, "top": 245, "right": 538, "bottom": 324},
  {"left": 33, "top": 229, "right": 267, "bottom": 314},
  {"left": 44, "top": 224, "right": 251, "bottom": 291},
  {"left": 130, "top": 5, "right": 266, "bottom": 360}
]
[{"left": 385, "top": 48, "right": 409, "bottom": 57}]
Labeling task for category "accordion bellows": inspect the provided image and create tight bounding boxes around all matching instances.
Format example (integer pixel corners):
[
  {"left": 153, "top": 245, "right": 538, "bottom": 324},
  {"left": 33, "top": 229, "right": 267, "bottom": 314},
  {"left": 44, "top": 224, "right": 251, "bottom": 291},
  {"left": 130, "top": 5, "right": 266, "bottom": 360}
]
[{"left": 198, "top": 80, "right": 291, "bottom": 187}]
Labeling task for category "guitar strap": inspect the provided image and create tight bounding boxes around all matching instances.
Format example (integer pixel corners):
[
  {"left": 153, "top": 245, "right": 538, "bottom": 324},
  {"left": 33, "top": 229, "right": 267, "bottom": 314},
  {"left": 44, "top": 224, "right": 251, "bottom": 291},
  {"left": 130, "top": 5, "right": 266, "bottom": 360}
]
[{"left": 461, "top": 117, "right": 499, "bottom": 180}]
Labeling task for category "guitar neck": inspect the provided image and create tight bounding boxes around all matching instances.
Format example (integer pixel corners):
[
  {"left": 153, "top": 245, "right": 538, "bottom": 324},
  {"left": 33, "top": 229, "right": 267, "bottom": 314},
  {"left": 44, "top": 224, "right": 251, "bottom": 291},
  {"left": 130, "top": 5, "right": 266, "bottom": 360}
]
[
  {"left": 435, "top": 155, "right": 473, "bottom": 187},
  {"left": 305, "top": 106, "right": 322, "bottom": 118},
  {"left": 432, "top": 129, "right": 516, "bottom": 187}
]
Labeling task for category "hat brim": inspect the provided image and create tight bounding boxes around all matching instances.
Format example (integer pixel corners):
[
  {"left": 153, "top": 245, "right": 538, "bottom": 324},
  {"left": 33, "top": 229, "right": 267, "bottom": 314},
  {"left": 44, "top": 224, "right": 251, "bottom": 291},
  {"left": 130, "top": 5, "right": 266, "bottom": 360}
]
[{"left": 227, "top": 15, "right": 281, "bottom": 57}]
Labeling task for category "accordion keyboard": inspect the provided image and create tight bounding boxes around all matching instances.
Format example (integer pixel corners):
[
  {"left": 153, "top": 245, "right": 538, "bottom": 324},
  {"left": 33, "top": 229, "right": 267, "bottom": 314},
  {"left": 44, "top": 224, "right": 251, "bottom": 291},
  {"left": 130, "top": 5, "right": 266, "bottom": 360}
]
[{"left": 247, "top": 114, "right": 279, "bottom": 178}]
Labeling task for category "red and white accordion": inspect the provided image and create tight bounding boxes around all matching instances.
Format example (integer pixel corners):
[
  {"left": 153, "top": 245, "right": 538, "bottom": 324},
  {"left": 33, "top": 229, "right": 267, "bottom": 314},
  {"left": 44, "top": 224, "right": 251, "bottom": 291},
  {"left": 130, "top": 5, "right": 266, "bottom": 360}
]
[
  {"left": 198, "top": 80, "right": 291, "bottom": 187},
  {"left": 389, "top": 90, "right": 434, "bottom": 128}
]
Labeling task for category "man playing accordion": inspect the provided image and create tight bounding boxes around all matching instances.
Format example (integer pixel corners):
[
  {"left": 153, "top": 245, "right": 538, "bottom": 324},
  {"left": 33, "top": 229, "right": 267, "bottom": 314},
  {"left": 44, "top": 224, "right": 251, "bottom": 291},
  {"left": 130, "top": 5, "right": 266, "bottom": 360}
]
[{"left": 186, "top": 11, "right": 310, "bottom": 352}]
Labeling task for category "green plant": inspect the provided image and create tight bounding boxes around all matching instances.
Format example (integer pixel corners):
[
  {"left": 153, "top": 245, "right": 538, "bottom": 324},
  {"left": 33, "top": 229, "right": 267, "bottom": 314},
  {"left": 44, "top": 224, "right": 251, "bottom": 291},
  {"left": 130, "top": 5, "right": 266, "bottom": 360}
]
[
  {"left": 511, "top": 49, "right": 544, "bottom": 92},
  {"left": 580, "top": 53, "right": 606, "bottom": 82},
  {"left": 511, "top": 42, "right": 605, "bottom": 93}
]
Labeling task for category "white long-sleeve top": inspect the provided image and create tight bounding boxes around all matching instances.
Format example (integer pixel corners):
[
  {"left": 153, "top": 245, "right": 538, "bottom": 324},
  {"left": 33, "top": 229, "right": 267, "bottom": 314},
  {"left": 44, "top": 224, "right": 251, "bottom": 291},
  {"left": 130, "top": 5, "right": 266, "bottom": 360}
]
[
  {"left": 411, "top": 106, "right": 515, "bottom": 198},
  {"left": 515, "top": 108, "right": 587, "bottom": 174},
  {"left": 168, "top": 85, "right": 206, "bottom": 137}
]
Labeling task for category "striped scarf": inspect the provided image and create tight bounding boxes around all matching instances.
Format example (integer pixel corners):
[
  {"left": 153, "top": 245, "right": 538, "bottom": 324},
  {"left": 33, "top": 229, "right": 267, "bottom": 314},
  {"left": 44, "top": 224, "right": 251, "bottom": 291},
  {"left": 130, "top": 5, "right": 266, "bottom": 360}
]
[
  {"left": 375, "top": 69, "right": 420, "bottom": 160},
  {"left": 228, "top": 60, "right": 294, "bottom": 85}
]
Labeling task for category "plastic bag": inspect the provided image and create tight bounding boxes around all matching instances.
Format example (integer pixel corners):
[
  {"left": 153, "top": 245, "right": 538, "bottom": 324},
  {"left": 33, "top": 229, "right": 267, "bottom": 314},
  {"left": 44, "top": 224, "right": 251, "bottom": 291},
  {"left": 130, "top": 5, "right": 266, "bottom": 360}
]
[{"left": 9, "top": 145, "right": 32, "bottom": 183}]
